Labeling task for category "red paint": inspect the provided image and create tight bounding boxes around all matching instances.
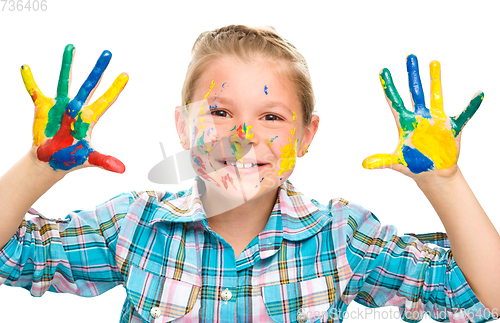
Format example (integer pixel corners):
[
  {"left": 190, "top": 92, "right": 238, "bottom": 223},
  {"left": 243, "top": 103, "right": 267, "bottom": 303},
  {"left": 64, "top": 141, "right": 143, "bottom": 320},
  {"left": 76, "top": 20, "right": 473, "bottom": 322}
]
[
  {"left": 70, "top": 144, "right": 84, "bottom": 155},
  {"left": 88, "top": 151, "right": 126, "bottom": 174},
  {"left": 237, "top": 124, "right": 245, "bottom": 139},
  {"left": 37, "top": 113, "right": 75, "bottom": 162}
]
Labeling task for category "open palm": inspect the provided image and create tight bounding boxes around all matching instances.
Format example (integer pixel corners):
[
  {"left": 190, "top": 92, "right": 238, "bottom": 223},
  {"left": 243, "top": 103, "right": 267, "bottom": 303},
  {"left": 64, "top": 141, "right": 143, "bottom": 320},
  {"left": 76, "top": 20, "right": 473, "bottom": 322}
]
[
  {"left": 362, "top": 54, "right": 483, "bottom": 179},
  {"left": 22, "top": 44, "right": 128, "bottom": 173}
]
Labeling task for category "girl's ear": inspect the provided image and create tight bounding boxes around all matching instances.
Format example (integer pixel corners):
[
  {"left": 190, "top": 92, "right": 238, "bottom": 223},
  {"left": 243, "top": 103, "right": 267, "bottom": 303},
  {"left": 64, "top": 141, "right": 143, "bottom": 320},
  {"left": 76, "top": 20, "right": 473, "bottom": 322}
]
[
  {"left": 298, "top": 114, "right": 320, "bottom": 157},
  {"left": 175, "top": 106, "right": 190, "bottom": 150}
]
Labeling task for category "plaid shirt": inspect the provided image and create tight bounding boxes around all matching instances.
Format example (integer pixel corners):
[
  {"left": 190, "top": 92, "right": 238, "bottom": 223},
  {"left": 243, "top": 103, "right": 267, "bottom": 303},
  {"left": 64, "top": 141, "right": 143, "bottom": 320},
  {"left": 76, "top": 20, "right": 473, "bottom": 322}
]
[{"left": 0, "top": 177, "right": 495, "bottom": 322}]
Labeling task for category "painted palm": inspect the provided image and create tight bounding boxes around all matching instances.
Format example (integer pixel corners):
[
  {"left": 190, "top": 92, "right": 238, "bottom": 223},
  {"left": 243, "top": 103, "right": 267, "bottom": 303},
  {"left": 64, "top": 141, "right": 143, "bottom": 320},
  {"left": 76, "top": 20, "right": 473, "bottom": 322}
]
[
  {"left": 362, "top": 54, "right": 483, "bottom": 175},
  {"left": 22, "top": 44, "right": 128, "bottom": 173}
]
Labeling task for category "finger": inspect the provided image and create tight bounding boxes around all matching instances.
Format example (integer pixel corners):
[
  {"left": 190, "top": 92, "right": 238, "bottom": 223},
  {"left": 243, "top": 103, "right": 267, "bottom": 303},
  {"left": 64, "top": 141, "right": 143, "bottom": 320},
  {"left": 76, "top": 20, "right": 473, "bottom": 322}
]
[
  {"left": 46, "top": 44, "right": 76, "bottom": 139},
  {"left": 379, "top": 68, "right": 416, "bottom": 132},
  {"left": 72, "top": 73, "right": 129, "bottom": 140},
  {"left": 429, "top": 60, "right": 446, "bottom": 122},
  {"left": 20, "top": 65, "right": 54, "bottom": 145},
  {"left": 20, "top": 65, "right": 48, "bottom": 104},
  {"left": 82, "top": 73, "right": 129, "bottom": 123},
  {"left": 450, "top": 91, "right": 484, "bottom": 137},
  {"left": 362, "top": 153, "right": 399, "bottom": 169},
  {"left": 56, "top": 44, "right": 75, "bottom": 98},
  {"left": 67, "top": 50, "right": 112, "bottom": 118},
  {"left": 88, "top": 150, "right": 126, "bottom": 173},
  {"left": 406, "top": 54, "right": 431, "bottom": 118}
]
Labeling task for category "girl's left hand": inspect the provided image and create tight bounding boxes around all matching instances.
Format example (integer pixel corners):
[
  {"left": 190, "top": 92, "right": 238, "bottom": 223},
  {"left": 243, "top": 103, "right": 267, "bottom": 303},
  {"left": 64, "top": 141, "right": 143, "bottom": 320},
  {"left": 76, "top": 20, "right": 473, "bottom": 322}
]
[{"left": 362, "top": 54, "right": 483, "bottom": 181}]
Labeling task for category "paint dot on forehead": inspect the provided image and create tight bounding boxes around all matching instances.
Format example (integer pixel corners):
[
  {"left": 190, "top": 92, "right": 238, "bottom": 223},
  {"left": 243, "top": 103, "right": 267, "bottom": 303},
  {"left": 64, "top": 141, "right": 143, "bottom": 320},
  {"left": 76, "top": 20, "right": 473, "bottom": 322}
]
[{"left": 264, "top": 85, "right": 268, "bottom": 95}]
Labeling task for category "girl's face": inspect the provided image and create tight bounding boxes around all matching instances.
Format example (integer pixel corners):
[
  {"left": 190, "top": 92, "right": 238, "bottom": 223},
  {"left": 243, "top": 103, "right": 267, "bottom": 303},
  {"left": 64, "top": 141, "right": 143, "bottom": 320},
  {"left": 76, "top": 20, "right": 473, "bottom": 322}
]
[{"left": 177, "top": 56, "right": 318, "bottom": 203}]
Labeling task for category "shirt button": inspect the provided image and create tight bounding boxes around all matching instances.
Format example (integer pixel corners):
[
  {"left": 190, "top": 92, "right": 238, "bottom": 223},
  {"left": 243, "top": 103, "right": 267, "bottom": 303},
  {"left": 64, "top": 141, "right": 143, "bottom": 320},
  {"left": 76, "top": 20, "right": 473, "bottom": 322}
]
[
  {"left": 297, "top": 311, "right": 308, "bottom": 323},
  {"left": 221, "top": 288, "right": 232, "bottom": 301},
  {"left": 150, "top": 306, "right": 161, "bottom": 318}
]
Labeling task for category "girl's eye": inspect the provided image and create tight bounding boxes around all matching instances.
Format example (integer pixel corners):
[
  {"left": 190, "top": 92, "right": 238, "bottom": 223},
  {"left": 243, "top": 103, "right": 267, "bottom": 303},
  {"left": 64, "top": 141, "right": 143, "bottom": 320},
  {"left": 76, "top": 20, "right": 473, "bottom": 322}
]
[
  {"left": 210, "top": 110, "right": 230, "bottom": 118},
  {"left": 263, "top": 114, "right": 283, "bottom": 121}
]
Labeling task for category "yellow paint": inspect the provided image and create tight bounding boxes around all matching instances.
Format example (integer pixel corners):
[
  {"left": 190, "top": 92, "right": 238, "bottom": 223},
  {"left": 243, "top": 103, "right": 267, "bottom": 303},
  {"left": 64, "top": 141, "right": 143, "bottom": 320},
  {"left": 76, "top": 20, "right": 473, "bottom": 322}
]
[
  {"left": 81, "top": 73, "right": 129, "bottom": 124},
  {"left": 362, "top": 153, "right": 399, "bottom": 169},
  {"left": 292, "top": 111, "right": 296, "bottom": 121},
  {"left": 362, "top": 131, "right": 407, "bottom": 169},
  {"left": 290, "top": 128, "right": 295, "bottom": 136},
  {"left": 379, "top": 75, "right": 387, "bottom": 89},
  {"left": 411, "top": 116, "right": 457, "bottom": 169},
  {"left": 245, "top": 125, "right": 254, "bottom": 141},
  {"left": 429, "top": 61, "right": 446, "bottom": 122},
  {"left": 277, "top": 137, "right": 297, "bottom": 176},
  {"left": 230, "top": 135, "right": 245, "bottom": 162},
  {"left": 199, "top": 117, "right": 204, "bottom": 124},
  {"left": 21, "top": 65, "right": 54, "bottom": 145},
  {"left": 200, "top": 80, "right": 215, "bottom": 115},
  {"left": 266, "top": 139, "right": 272, "bottom": 146}
]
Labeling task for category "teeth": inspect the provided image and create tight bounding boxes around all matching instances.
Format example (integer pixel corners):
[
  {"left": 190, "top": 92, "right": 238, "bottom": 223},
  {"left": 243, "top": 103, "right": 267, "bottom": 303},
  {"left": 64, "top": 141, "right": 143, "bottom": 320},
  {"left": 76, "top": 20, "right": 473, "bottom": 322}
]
[{"left": 225, "top": 161, "right": 258, "bottom": 168}]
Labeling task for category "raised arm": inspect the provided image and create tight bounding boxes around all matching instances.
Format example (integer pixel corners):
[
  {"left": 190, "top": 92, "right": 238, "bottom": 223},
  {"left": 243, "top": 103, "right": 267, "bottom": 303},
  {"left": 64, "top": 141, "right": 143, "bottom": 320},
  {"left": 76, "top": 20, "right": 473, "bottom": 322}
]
[
  {"left": 0, "top": 44, "right": 128, "bottom": 250},
  {"left": 362, "top": 54, "right": 500, "bottom": 313}
]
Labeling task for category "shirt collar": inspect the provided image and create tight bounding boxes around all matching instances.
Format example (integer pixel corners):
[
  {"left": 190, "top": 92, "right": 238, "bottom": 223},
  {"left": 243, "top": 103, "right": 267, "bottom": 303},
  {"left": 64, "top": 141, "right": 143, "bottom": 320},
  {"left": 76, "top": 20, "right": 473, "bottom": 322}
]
[{"left": 148, "top": 177, "right": 331, "bottom": 242}]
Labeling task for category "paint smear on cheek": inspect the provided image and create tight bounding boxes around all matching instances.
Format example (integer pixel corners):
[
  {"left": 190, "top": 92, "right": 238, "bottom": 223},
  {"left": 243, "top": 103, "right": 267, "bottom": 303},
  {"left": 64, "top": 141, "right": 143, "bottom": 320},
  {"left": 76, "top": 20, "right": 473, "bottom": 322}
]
[
  {"left": 266, "top": 136, "right": 278, "bottom": 146},
  {"left": 277, "top": 137, "right": 298, "bottom": 176},
  {"left": 292, "top": 111, "right": 296, "bottom": 121}
]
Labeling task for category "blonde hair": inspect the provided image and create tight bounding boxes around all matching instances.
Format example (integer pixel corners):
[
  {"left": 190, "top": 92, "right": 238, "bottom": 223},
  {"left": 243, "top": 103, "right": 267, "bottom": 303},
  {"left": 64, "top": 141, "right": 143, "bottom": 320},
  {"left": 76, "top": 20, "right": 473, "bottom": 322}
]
[{"left": 181, "top": 25, "right": 315, "bottom": 127}]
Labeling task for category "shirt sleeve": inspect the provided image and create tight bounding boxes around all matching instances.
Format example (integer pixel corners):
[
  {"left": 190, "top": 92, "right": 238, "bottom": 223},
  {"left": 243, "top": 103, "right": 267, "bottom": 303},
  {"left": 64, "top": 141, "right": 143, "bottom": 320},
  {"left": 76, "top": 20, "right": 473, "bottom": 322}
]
[
  {"left": 341, "top": 201, "right": 497, "bottom": 323},
  {"left": 0, "top": 192, "right": 132, "bottom": 298}
]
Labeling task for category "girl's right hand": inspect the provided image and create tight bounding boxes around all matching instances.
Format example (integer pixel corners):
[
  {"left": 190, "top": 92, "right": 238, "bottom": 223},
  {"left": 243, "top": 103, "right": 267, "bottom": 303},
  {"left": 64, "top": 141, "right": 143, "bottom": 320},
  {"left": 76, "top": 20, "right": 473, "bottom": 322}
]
[{"left": 22, "top": 44, "right": 128, "bottom": 174}]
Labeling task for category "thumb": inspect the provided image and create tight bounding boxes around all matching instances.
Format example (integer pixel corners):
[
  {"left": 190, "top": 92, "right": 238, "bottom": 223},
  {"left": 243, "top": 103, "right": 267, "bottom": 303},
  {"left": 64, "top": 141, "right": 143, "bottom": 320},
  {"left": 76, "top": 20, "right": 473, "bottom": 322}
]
[{"left": 88, "top": 150, "right": 126, "bottom": 173}]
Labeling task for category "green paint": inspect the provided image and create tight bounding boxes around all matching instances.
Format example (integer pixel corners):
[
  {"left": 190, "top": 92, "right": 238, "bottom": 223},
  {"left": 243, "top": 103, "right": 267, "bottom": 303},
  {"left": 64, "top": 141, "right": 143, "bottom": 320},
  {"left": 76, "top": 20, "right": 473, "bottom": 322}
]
[
  {"left": 45, "top": 96, "right": 69, "bottom": 137},
  {"left": 57, "top": 44, "right": 74, "bottom": 97},
  {"left": 45, "top": 44, "right": 75, "bottom": 138},
  {"left": 450, "top": 92, "right": 484, "bottom": 137},
  {"left": 196, "top": 130, "right": 207, "bottom": 154},
  {"left": 380, "top": 68, "right": 416, "bottom": 132},
  {"left": 72, "top": 112, "right": 90, "bottom": 140},
  {"left": 230, "top": 125, "right": 236, "bottom": 131}
]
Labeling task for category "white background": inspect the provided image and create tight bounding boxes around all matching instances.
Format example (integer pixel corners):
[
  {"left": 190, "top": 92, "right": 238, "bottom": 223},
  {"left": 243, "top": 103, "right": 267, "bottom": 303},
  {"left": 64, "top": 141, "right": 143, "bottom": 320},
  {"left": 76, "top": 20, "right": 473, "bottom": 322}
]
[{"left": 1, "top": 0, "right": 499, "bottom": 322}]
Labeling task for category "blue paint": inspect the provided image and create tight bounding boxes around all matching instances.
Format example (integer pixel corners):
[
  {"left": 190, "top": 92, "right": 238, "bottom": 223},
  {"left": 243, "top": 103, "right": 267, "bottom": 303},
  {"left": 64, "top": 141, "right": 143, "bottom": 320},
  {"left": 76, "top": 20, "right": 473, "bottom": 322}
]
[
  {"left": 67, "top": 50, "right": 112, "bottom": 118},
  {"left": 406, "top": 54, "right": 430, "bottom": 118},
  {"left": 222, "top": 82, "right": 227, "bottom": 88},
  {"left": 209, "top": 104, "right": 217, "bottom": 110},
  {"left": 255, "top": 185, "right": 258, "bottom": 188},
  {"left": 402, "top": 145, "right": 434, "bottom": 174},
  {"left": 49, "top": 139, "right": 93, "bottom": 171},
  {"left": 260, "top": 177, "right": 264, "bottom": 182},
  {"left": 264, "top": 85, "right": 268, "bottom": 95},
  {"left": 194, "top": 157, "right": 203, "bottom": 168}
]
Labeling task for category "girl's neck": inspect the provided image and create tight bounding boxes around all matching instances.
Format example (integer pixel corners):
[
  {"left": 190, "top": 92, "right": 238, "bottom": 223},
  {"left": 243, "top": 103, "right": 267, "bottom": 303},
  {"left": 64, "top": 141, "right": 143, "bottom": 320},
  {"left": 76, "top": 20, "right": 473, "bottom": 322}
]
[{"left": 200, "top": 181, "right": 280, "bottom": 257}]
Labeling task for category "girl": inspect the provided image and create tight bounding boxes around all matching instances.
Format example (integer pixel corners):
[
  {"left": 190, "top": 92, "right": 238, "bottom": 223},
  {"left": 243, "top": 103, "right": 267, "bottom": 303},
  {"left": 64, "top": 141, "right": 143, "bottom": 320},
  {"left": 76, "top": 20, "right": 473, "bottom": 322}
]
[{"left": 0, "top": 25, "right": 498, "bottom": 322}]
